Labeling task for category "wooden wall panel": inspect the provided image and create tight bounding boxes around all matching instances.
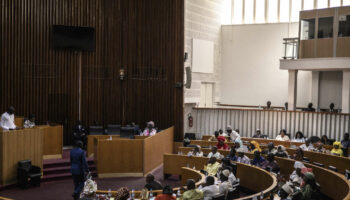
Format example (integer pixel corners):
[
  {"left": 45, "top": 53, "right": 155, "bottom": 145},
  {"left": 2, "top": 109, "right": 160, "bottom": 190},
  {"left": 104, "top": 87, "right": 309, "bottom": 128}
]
[{"left": 0, "top": 0, "right": 184, "bottom": 145}]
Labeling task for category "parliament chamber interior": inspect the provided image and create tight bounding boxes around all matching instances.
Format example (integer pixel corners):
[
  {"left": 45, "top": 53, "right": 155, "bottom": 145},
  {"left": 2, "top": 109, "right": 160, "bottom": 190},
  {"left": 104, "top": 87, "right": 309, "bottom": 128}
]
[{"left": 1, "top": 0, "right": 350, "bottom": 200}]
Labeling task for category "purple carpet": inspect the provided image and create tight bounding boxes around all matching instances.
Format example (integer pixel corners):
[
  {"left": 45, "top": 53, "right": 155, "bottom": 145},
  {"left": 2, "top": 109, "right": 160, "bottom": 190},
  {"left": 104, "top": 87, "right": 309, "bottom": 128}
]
[{"left": 0, "top": 165, "right": 180, "bottom": 200}]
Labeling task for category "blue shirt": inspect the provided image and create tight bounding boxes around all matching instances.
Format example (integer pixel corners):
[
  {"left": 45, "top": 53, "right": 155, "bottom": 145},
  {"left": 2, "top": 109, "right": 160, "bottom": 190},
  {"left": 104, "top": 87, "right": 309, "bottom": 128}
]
[
  {"left": 70, "top": 147, "right": 89, "bottom": 175},
  {"left": 341, "top": 140, "right": 350, "bottom": 148},
  {"left": 251, "top": 156, "right": 265, "bottom": 167}
]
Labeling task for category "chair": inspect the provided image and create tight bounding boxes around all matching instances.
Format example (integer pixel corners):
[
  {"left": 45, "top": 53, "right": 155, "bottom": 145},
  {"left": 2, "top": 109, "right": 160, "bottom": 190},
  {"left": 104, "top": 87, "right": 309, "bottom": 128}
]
[
  {"left": 17, "top": 160, "right": 41, "bottom": 188},
  {"left": 328, "top": 166, "right": 338, "bottom": 172},
  {"left": 120, "top": 127, "right": 135, "bottom": 138},
  {"left": 313, "top": 162, "right": 324, "bottom": 167},
  {"left": 89, "top": 125, "right": 104, "bottom": 135},
  {"left": 107, "top": 124, "right": 121, "bottom": 135},
  {"left": 303, "top": 157, "right": 310, "bottom": 163},
  {"left": 212, "top": 193, "right": 225, "bottom": 200},
  {"left": 226, "top": 188, "right": 239, "bottom": 200},
  {"left": 184, "top": 133, "right": 196, "bottom": 140}
]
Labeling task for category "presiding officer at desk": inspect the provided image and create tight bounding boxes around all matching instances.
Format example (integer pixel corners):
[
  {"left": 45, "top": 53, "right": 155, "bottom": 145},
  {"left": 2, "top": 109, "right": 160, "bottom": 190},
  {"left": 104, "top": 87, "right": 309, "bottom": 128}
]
[
  {"left": 70, "top": 141, "right": 89, "bottom": 200},
  {"left": 0, "top": 106, "right": 16, "bottom": 130}
]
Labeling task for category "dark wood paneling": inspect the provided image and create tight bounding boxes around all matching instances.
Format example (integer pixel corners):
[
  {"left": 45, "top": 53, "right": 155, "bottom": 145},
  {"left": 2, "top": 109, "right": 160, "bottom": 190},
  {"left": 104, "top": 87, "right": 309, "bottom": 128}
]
[{"left": 1, "top": 0, "right": 184, "bottom": 144}]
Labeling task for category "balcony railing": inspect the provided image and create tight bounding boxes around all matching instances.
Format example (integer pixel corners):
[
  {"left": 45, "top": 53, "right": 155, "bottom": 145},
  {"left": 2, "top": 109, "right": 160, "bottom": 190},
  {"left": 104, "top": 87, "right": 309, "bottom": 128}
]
[{"left": 282, "top": 37, "right": 298, "bottom": 60}]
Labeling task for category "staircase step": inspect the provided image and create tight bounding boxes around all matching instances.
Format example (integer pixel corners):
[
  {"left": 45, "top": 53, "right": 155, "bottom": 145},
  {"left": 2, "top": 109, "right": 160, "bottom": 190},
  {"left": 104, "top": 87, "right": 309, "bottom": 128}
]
[{"left": 43, "top": 165, "right": 96, "bottom": 176}]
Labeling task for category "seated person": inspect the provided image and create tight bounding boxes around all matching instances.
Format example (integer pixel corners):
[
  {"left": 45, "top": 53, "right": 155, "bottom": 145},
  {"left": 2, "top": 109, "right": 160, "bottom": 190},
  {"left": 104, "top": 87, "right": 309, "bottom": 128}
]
[
  {"left": 249, "top": 141, "right": 261, "bottom": 153},
  {"left": 187, "top": 145, "right": 203, "bottom": 157},
  {"left": 289, "top": 161, "right": 305, "bottom": 185},
  {"left": 292, "top": 131, "right": 305, "bottom": 143},
  {"left": 227, "top": 126, "right": 240, "bottom": 141},
  {"left": 207, "top": 146, "right": 222, "bottom": 159},
  {"left": 182, "top": 179, "right": 204, "bottom": 200},
  {"left": 251, "top": 151, "right": 265, "bottom": 167},
  {"left": 224, "top": 166, "right": 237, "bottom": 185},
  {"left": 208, "top": 131, "right": 221, "bottom": 142},
  {"left": 292, "top": 172, "right": 320, "bottom": 200},
  {"left": 261, "top": 153, "right": 280, "bottom": 173},
  {"left": 305, "top": 103, "right": 316, "bottom": 112},
  {"left": 226, "top": 148, "right": 237, "bottom": 161},
  {"left": 313, "top": 141, "right": 329, "bottom": 154},
  {"left": 278, "top": 183, "right": 294, "bottom": 200},
  {"left": 0, "top": 106, "right": 16, "bottom": 130},
  {"left": 252, "top": 129, "right": 264, "bottom": 138},
  {"left": 199, "top": 176, "right": 219, "bottom": 200},
  {"left": 216, "top": 136, "right": 230, "bottom": 150},
  {"left": 23, "top": 114, "right": 35, "bottom": 128},
  {"left": 290, "top": 147, "right": 304, "bottom": 161},
  {"left": 144, "top": 174, "right": 162, "bottom": 191},
  {"left": 218, "top": 170, "right": 233, "bottom": 196},
  {"left": 219, "top": 158, "right": 237, "bottom": 178},
  {"left": 331, "top": 141, "right": 343, "bottom": 156},
  {"left": 275, "top": 145, "right": 289, "bottom": 158},
  {"left": 219, "top": 129, "right": 227, "bottom": 137},
  {"left": 72, "top": 120, "right": 88, "bottom": 148},
  {"left": 276, "top": 129, "right": 290, "bottom": 141},
  {"left": 265, "top": 142, "right": 277, "bottom": 155},
  {"left": 320, "top": 135, "right": 332, "bottom": 145},
  {"left": 264, "top": 100, "right": 273, "bottom": 110},
  {"left": 204, "top": 157, "right": 220, "bottom": 176},
  {"left": 341, "top": 133, "right": 350, "bottom": 149},
  {"left": 236, "top": 149, "right": 250, "bottom": 164},
  {"left": 299, "top": 139, "right": 314, "bottom": 151},
  {"left": 141, "top": 121, "right": 157, "bottom": 136},
  {"left": 155, "top": 185, "right": 175, "bottom": 200}
]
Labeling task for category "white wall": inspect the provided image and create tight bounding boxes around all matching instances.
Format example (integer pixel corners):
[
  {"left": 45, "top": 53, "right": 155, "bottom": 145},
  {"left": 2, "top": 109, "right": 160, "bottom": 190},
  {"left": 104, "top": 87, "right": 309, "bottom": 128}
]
[
  {"left": 184, "top": 0, "right": 224, "bottom": 133},
  {"left": 220, "top": 23, "right": 312, "bottom": 107},
  {"left": 319, "top": 71, "right": 343, "bottom": 109}
]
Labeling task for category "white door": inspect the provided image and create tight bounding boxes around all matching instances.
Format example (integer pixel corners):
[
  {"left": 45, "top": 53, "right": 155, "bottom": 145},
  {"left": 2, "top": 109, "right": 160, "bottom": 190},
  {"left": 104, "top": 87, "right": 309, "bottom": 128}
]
[{"left": 200, "top": 83, "right": 214, "bottom": 107}]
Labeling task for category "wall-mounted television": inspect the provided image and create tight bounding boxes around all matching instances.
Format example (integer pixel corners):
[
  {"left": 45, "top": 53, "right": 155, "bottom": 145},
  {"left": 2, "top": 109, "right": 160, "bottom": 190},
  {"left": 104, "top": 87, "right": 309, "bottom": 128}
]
[{"left": 52, "top": 25, "right": 95, "bottom": 52}]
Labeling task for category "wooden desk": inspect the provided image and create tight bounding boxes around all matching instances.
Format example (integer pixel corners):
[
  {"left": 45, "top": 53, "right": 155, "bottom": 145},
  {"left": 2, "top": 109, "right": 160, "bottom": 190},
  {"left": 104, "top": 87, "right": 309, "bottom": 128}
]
[
  {"left": 14, "top": 117, "right": 24, "bottom": 128},
  {"left": 0, "top": 128, "right": 43, "bottom": 185},
  {"left": 96, "top": 167, "right": 205, "bottom": 198},
  {"left": 35, "top": 125, "right": 63, "bottom": 159},
  {"left": 163, "top": 154, "right": 278, "bottom": 200},
  {"left": 95, "top": 127, "right": 174, "bottom": 177},
  {"left": 87, "top": 135, "right": 120, "bottom": 157}
]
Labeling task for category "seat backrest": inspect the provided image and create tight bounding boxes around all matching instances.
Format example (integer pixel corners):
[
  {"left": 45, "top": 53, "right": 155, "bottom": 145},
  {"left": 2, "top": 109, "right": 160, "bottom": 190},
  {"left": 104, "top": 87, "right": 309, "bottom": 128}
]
[
  {"left": 303, "top": 157, "right": 310, "bottom": 162},
  {"left": 226, "top": 188, "right": 238, "bottom": 200},
  {"left": 328, "top": 165, "right": 338, "bottom": 172},
  {"left": 212, "top": 193, "right": 225, "bottom": 200},
  {"left": 184, "top": 133, "right": 196, "bottom": 140},
  {"left": 313, "top": 162, "right": 324, "bottom": 167},
  {"left": 89, "top": 125, "right": 104, "bottom": 135},
  {"left": 18, "top": 160, "right": 32, "bottom": 171},
  {"left": 107, "top": 124, "right": 121, "bottom": 135},
  {"left": 120, "top": 127, "right": 135, "bottom": 138}
]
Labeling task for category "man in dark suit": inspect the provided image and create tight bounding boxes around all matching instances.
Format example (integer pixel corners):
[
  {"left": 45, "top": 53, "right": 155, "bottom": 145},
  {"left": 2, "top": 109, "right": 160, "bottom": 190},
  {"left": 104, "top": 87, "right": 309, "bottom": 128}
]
[{"left": 70, "top": 140, "right": 89, "bottom": 200}]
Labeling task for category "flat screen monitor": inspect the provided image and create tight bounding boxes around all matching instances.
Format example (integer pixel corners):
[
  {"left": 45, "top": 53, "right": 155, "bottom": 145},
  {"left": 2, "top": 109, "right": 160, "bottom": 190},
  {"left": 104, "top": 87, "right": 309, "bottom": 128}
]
[{"left": 52, "top": 25, "right": 95, "bottom": 51}]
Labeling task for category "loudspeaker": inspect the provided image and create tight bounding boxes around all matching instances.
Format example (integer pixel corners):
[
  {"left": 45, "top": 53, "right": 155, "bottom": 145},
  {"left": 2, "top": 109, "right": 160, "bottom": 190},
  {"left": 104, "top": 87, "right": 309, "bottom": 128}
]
[{"left": 185, "top": 66, "right": 191, "bottom": 89}]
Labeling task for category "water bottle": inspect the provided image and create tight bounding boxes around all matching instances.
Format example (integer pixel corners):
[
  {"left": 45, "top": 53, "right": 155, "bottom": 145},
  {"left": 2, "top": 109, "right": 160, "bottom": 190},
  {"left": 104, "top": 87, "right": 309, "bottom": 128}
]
[
  {"left": 109, "top": 135, "right": 112, "bottom": 140},
  {"left": 149, "top": 189, "right": 153, "bottom": 199},
  {"left": 108, "top": 188, "right": 112, "bottom": 198},
  {"left": 131, "top": 189, "right": 135, "bottom": 199}
]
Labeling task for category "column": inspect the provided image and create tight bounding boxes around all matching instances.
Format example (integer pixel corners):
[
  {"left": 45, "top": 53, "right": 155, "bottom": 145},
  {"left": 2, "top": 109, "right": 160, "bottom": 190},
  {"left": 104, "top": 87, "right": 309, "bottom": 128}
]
[
  {"left": 342, "top": 70, "right": 350, "bottom": 113},
  {"left": 311, "top": 71, "right": 320, "bottom": 109},
  {"left": 288, "top": 70, "right": 298, "bottom": 111}
]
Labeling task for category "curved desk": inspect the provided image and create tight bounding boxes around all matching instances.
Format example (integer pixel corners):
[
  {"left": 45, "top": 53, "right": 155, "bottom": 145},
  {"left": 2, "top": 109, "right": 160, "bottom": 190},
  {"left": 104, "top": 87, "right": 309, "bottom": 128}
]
[
  {"left": 190, "top": 139, "right": 350, "bottom": 174},
  {"left": 96, "top": 167, "right": 205, "bottom": 198},
  {"left": 163, "top": 154, "right": 278, "bottom": 200},
  {"left": 180, "top": 145, "right": 350, "bottom": 200}
]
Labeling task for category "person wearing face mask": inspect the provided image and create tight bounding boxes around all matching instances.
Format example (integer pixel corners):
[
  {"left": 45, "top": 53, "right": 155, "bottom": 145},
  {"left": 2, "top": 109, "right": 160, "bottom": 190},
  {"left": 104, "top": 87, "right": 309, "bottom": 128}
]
[{"left": 0, "top": 106, "right": 16, "bottom": 131}]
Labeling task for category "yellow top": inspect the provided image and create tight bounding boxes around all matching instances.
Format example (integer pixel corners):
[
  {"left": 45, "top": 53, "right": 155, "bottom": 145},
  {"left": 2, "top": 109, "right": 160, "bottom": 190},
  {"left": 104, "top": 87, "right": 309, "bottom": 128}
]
[{"left": 204, "top": 162, "right": 220, "bottom": 176}]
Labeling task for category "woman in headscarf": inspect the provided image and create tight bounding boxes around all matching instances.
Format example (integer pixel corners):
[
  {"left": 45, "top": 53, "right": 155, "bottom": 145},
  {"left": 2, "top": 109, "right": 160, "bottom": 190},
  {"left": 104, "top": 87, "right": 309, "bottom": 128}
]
[
  {"left": 216, "top": 136, "right": 230, "bottom": 150},
  {"left": 289, "top": 161, "right": 305, "bottom": 185},
  {"left": 331, "top": 141, "right": 343, "bottom": 156},
  {"left": 293, "top": 172, "right": 319, "bottom": 200},
  {"left": 249, "top": 141, "right": 262, "bottom": 153},
  {"left": 291, "top": 147, "right": 304, "bottom": 161},
  {"left": 275, "top": 145, "right": 289, "bottom": 158},
  {"left": 276, "top": 129, "right": 290, "bottom": 141}
]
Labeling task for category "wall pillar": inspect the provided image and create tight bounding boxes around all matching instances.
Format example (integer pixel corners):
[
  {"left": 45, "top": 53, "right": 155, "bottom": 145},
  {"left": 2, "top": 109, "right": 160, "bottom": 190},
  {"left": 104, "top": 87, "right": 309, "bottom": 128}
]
[
  {"left": 311, "top": 71, "right": 320, "bottom": 109},
  {"left": 288, "top": 70, "right": 298, "bottom": 111},
  {"left": 342, "top": 70, "right": 350, "bottom": 113}
]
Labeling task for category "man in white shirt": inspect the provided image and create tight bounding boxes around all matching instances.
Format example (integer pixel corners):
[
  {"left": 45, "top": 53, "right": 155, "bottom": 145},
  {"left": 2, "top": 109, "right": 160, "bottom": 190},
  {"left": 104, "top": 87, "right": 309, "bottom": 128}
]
[
  {"left": 0, "top": 106, "right": 16, "bottom": 130},
  {"left": 200, "top": 176, "right": 220, "bottom": 200},
  {"left": 299, "top": 139, "right": 314, "bottom": 151},
  {"left": 207, "top": 146, "right": 222, "bottom": 159},
  {"left": 218, "top": 170, "right": 233, "bottom": 196}
]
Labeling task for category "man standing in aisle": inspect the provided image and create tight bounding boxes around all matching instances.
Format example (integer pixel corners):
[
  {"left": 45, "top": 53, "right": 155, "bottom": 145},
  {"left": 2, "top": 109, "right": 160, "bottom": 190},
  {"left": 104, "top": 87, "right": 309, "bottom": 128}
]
[
  {"left": 70, "top": 141, "right": 89, "bottom": 200},
  {"left": 0, "top": 106, "right": 16, "bottom": 130}
]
